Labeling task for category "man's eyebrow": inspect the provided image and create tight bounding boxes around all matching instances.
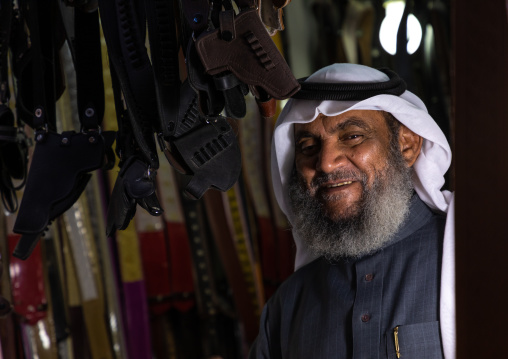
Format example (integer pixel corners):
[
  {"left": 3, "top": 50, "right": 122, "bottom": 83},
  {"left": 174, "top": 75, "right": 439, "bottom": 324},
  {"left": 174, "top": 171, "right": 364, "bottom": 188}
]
[
  {"left": 294, "top": 130, "right": 315, "bottom": 144},
  {"left": 334, "top": 117, "right": 371, "bottom": 132},
  {"left": 294, "top": 116, "right": 372, "bottom": 143}
]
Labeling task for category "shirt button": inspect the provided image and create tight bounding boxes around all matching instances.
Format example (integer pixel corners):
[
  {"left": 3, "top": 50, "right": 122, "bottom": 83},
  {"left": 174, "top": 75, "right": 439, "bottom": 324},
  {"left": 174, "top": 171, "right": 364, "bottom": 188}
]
[
  {"left": 361, "top": 314, "right": 371, "bottom": 322},
  {"left": 364, "top": 273, "right": 374, "bottom": 282}
]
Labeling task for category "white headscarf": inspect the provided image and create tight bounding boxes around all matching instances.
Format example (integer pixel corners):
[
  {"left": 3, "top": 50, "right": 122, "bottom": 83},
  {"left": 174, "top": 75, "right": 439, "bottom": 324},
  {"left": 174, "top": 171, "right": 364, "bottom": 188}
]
[{"left": 271, "top": 63, "right": 455, "bottom": 358}]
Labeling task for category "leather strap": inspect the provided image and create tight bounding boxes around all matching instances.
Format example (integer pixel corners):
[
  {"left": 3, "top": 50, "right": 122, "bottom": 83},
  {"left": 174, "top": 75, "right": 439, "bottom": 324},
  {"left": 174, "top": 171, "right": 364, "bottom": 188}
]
[
  {"left": 105, "top": 66, "right": 163, "bottom": 236},
  {"left": 240, "top": 96, "right": 279, "bottom": 297},
  {"left": 203, "top": 188, "right": 261, "bottom": 343},
  {"left": 156, "top": 154, "right": 195, "bottom": 313},
  {"left": 113, "top": 219, "right": 152, "bottom": 359},
  {"left": 0, "top": 104, "right": 30, "bottom": 213},
  {"left": 74, "top": 9, "right": 105, "bottom": 131},
  {"left": 89, "top": 172, "right": 129, "bottom": 359},
  {"left": 136, "top": 204, "right": 173, "bottom": 315},
  {"left": 223, "top": 185, "right": 264, "bottom": 340},
  {"left": 9, "top": 3, "right": 33, "bottom": 125},
  {"left": 25, "top": 0, "right": 60, "bottom": 131},
  {"left": 25, "top": 0, "right": 47, "bottom": 130},
  {"left": 98, "top": 0, "right": 160, "bottom": 169},
  {"left": 98, "top": 32, "right": 132, "bottom": 357},
  {"left": 262, "top": 110, "right": 295, "bottom": 287},
  {"left": 178, "top": 192, "right": 229, "bottom": 356},
  {"left": 0, "top": 0, "right": 12, "bottom": 105},
  {"left": 144, "top": 0, "right": 182, "bottom": 138}
]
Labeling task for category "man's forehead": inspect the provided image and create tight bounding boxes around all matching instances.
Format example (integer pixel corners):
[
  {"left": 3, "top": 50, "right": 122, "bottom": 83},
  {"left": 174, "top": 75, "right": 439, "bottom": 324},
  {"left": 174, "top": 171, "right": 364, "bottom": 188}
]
[{"left": 294, "top": 109, "right": 387, "bottom": 134}]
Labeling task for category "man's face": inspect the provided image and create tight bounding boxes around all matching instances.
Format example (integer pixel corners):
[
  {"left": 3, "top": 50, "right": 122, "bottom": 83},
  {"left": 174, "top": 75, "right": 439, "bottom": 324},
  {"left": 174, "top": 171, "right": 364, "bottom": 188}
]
[{"left": 294, "top": 110, "right": 393, "bottom": 221}]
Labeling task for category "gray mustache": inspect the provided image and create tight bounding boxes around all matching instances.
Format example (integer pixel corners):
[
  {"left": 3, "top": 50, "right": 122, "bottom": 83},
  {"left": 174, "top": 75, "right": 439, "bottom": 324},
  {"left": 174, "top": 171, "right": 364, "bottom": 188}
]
[{"left": 311, "top": 169, "right": 367, "bottom": 189}]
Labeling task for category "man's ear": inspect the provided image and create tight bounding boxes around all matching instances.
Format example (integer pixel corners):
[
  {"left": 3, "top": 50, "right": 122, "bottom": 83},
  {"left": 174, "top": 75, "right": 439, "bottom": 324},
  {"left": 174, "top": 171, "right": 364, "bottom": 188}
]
[{"left": 398, "top": 125, "right": 423, "bottom": 167}]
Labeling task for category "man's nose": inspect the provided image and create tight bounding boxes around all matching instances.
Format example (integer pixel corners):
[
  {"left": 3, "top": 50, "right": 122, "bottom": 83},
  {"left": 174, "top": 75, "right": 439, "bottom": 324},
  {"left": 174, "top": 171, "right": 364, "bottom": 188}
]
[{"left": 316, "top": 144, "right": 348, "bottom": 173}]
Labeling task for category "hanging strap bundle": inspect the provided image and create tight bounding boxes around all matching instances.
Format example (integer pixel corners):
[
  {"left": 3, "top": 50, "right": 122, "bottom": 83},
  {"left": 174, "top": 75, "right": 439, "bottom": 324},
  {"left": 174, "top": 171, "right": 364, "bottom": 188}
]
[
  {"left": 101, "top": 0, "right": 297, "bottom": 233},
  {"left": 8, "top": 0, "right": 301, "bottom": 248},
  {"left": 12, "top": 2, "right": 115, "bottom": 260},
  {"left": 155, "top": 0, "right": 299, "bottom": 200}
]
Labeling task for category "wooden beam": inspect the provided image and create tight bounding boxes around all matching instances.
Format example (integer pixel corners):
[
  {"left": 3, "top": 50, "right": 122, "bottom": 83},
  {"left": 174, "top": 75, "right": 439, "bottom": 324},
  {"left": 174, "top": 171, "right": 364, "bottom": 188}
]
[{"left": 452, "top": 0, "right": 508, "bottom": 357}]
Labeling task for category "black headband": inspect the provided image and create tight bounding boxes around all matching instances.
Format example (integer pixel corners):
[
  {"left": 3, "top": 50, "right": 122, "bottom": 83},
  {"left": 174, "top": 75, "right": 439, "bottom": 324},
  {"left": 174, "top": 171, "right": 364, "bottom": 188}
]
[{"left": 292, "top": 68, "right": 407, "bottom": 101}]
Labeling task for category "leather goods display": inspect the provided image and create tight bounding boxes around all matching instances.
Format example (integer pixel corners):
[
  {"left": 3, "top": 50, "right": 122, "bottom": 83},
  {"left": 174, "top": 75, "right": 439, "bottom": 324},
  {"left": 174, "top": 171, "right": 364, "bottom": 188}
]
[
  {"left": 98, "top": 0, "right": 300, "bottom": 232},
  {"left": 1, "top": 0, "right": 302, "bottom": 356}
]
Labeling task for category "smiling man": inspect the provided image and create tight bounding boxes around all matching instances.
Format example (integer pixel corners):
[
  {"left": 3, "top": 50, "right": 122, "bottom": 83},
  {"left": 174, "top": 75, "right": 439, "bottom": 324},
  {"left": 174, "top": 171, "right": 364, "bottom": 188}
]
[
  {"left": 290, "top": 109, "right": 422, "bottom": 261},
  {"left": 250, "top": 64, "right": 455, "bottom": 359}
]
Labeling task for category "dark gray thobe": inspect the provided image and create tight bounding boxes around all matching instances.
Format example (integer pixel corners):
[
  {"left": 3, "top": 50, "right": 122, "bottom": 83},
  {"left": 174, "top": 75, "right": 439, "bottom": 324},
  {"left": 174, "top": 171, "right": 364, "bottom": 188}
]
[{"left": 250, "top": 194, "right": 445, "bottom": 359}]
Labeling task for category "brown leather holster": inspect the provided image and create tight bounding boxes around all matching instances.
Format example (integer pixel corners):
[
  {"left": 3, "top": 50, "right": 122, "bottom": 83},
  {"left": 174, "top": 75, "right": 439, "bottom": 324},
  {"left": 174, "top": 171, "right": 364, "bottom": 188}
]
[{"left": 195, "top": 9, "right": 300, "bottom": 100}]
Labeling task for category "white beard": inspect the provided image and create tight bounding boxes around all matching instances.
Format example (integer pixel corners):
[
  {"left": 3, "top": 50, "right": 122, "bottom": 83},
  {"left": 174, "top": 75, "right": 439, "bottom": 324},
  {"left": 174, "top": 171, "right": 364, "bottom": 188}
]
[{"left": 288, "top": 146, "right": 414, "bottom": 261}]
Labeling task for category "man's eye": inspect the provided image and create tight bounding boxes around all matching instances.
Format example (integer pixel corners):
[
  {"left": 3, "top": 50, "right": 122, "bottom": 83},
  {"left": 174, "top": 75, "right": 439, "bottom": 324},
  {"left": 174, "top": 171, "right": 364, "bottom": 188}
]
[
  {"left": 343, "top": 134, "right": 363, "bottom": 141},
  {"left": 298, "top": 141, "right": 318, "bottom": 155}
]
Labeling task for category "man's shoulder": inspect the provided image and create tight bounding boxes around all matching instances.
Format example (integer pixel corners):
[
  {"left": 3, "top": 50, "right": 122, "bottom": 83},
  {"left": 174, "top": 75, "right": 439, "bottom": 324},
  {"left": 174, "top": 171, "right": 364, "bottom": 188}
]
[{"left": 420, "top": 204, "right": 447, "bottom": 235}]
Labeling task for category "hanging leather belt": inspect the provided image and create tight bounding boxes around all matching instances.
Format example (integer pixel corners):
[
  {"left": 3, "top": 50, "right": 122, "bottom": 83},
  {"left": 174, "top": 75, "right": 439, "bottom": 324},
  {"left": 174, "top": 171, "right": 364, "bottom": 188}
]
[
  {"left": 179, "top": 194, "right": 228, "bottom": 357},
  {"left": 239, "top": 97, "right": 280, "bottom": 298},
  {"left": 156, "top": 156, "right": 196, "bottom": 313}
]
